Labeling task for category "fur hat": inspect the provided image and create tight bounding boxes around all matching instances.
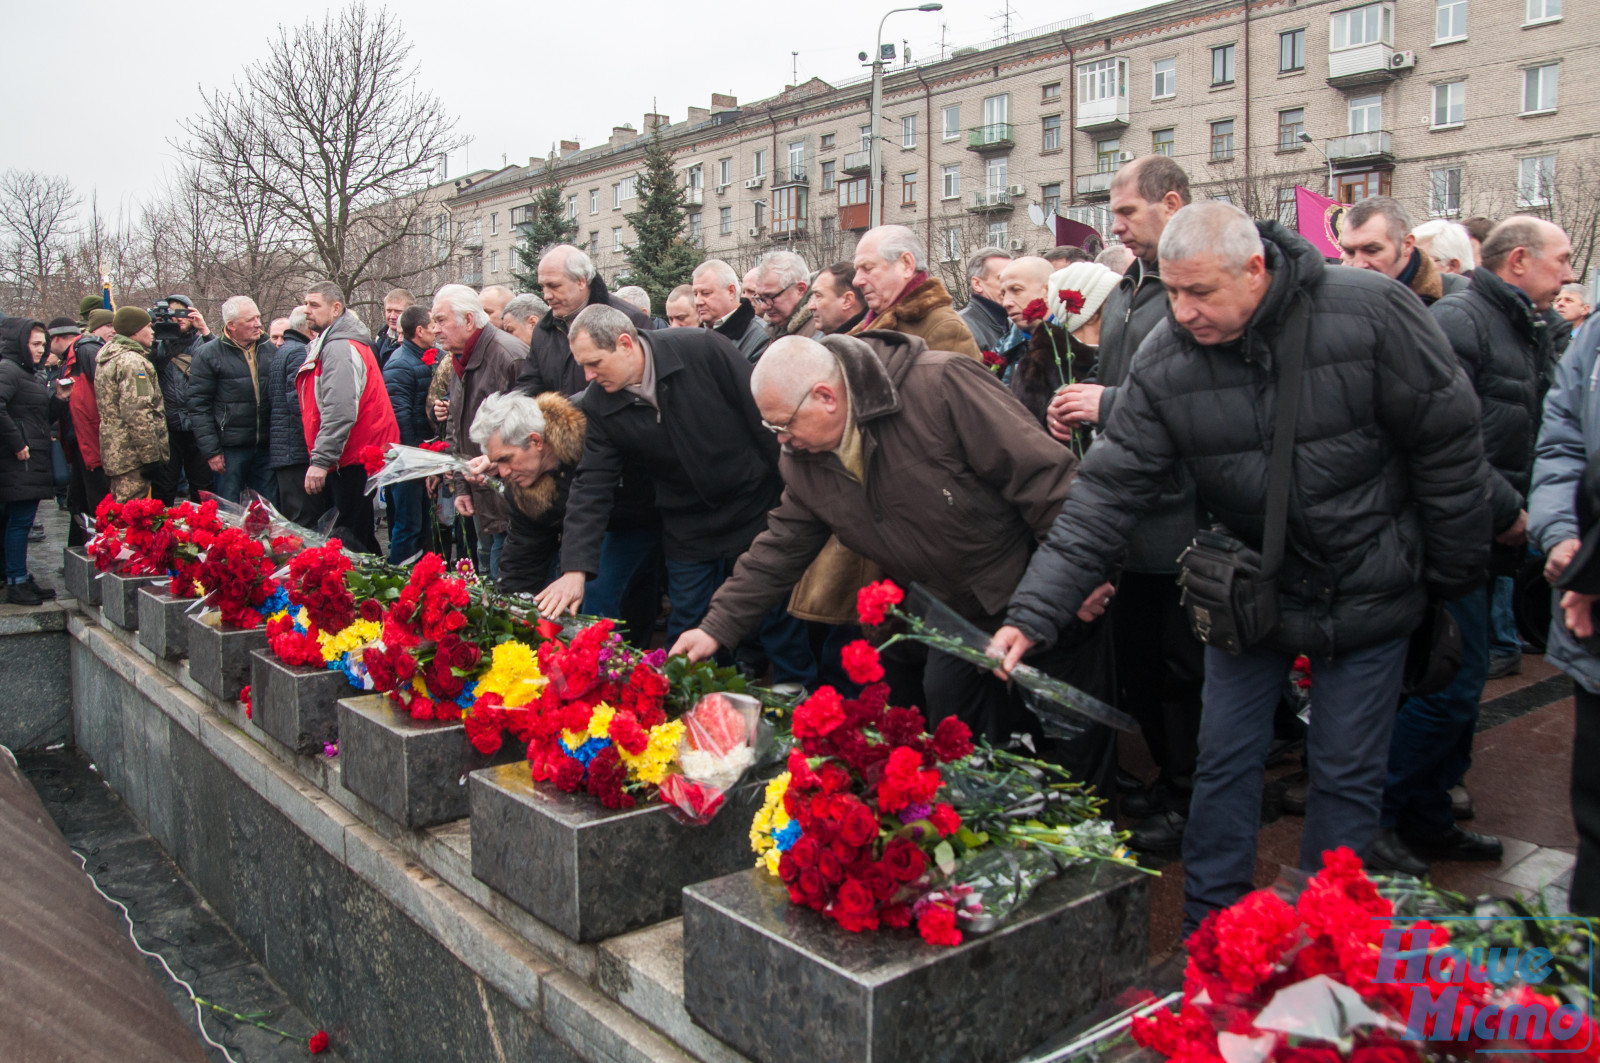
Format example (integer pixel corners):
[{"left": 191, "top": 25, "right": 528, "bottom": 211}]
[{"left": 1048, "top": 263, "right": 1122, "bottom": 334}]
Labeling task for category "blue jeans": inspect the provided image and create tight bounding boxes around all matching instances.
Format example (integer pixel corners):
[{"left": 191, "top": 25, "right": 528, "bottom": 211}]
[
  {"left": 215, "top": 444, "right": 276, "bottom": 504},
  {"left": 475, "top": 525, "right": 505, "bottom": 581},
  {"left": 664, "top": 557, "right": 816, "bottom": 687},
  {"left": 1489, "top": 575, "right": 1521, "bottom": 658},
  {"left": 387, "top": 481, "right": 429, "bottom": 564},
  {"left": 3, "top": 499, "right": 39, "bottom": 583},
  {"left": 582, "top": 526, "right": 660, "bottom": 619},
  {"left": 1382, "top": 587, "right": 1490, "bottom": 838},
  {"left": 1182, "top": 635, "right": 1409, "bottom": 933}
]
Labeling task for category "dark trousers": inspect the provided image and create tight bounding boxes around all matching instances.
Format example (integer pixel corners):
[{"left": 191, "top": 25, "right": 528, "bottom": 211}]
[
  {"left": 1382, "top": 587, "right": 1489, "bottom": 839},
  {"left": 327, "top": 464, "right": 380, "bottom": 555},
  {"left": 386, "top": 481, "right": 430, "bottom": 564},
  {"left": 150, "top": 429, "right": 214, "bottom": 504},
  {"left": 1572, "top": 685, "right": 1600, "bottom": 916},
  {"left": 581, "top": 524, "right": 663, "bottom": 646},
  {"left": 1183, "top": 636, "right": 1408, "bottom": 933},
  {"left": 1112, "top": 571, "right": 1204, "bottom": 809},
  {"left": 215, "top": 444, "right": 274, "bottom": 504},
  {"left": 665, "top": 557, "right": 816, "bottom": 687},
  {"left": 65, "top": 448, "right": 110, "bottom": 548},
  {"left": 2, "top": 499, "right": 39, "bottom": 583},
  {"left": 275, "top": 465, "right": 331, "bottom": 530}
]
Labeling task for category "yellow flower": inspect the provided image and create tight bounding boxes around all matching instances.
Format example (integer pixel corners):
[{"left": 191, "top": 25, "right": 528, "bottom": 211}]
[
  {"left": 318, "top": 619, "right": 384, "bottom": 662},
  {"left": 473, "top": 641, "right": 546, "bottom": 708},
  {"left": 616, "top": 719, "right": 684, "bottom": 786},
  {"left": 749, "top": 771, "right": 791, "bottom": 874},
  {"left": 588, "top": 703, "right": 615, "bottom": 740}
]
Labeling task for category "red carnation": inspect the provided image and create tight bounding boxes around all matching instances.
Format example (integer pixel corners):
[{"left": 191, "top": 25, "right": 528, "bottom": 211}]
[
  {"left": 359, "top": 599, "right": 384, "bottom": 622},
  {"left": 464, "top": 710, "right": 504, "bottom": 755},
  {"left": 358, "top": 444, "right": 390, "bottom": 475},
  {"left": 1022, "top": 297, "right": 1049, "bottom": 324},
  {"left": 552, "top": 754, "right": 586, "bottom": 792},
  {"left": 930, "top": 716, "right": 973, "bottom": 762},
  {"left": 1057, "top": 288, "right": 1086, "bottom": 315},
  {"left": 309, "top": 1030, "right": 330, "bottom": 1054},
  {"left": 918, "top": 904, "right": 962, "bottom": 946},
  {"left": 421, "top": 348, "right": 439, "bottom": 366},
  {"left": 880, "top": 902, "right": 913, "bottom": 928},
  {"left": 840, "top": 640, "right": 885, "bottom": 685},
  {"left": 793, "top": 686, "right": 846, "bottom": 740},
  {"left": 981, "top": 349, "right": 1005, "bottom": 371},
  {"left": 608, "top": 710, "right": 649, "bottom": 756},
  {"left": 855, "top": 580, "right": 904, "bottom": 626},
  {"left": 815, "top": 761, "right": 852, "bottom": 794},
  {"left": 928, "top": 802, "right": 961, "bottom": 837}
]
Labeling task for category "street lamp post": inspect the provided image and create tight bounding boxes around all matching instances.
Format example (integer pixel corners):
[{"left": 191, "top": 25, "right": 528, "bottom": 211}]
[
  {"left": 1297, "top": 131, "right": 1334, "bottom": 198},
  {"left": 869, "top": 3, "right": 942, "bottom": 229}
]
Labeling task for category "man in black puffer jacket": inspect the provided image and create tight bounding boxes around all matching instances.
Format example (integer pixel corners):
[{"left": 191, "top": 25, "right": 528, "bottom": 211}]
[
  {"left": 990, "top": 203, "right": 1490, "bottom": 934},
  {"left": 188, "top": 296, "right": 276, "bottom": 503},
  {"left": 1374, "top": 216, "right": 1576, "bottom": 877}
]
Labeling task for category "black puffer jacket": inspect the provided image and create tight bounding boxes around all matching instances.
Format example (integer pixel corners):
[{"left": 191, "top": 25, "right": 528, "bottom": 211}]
[
  {"left": 187, "top": 333, "right": 276, "bottom": 457},
  {"left": 1008, "top": 222, "right": 1490, "bottom": 657},
  {"left": 264, "top": 329, "right": 311, "bottom": 469},
  {"left": 149, "top": 326, "right": 207, "bottom": 432},
  {"left": 0, "top": 319, "right": 63, "bottom": 503},
  {"left": 1431, "top": 267, "right": 1557, "bottom": 535}
]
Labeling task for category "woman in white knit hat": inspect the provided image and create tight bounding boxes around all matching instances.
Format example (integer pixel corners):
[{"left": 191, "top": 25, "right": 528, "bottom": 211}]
[{"left": 1010, "top": 261, "right": 1122, "bottom": 442}]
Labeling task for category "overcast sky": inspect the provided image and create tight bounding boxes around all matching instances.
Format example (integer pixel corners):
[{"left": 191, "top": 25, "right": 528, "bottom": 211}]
[{"left": 4, "top": 0, "right": 1163, "bottom": 224}]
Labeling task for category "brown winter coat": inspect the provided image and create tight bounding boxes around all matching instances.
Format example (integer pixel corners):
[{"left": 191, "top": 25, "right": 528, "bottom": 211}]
[
  {"left": 446, "top": 326, "right": 527, "bottom": 536},
  {"left": 699, "top": 330, "right": 1076, "bottom": 648},
  {"left": 849, "top": 276, "right": 981, "bottom": 359}
]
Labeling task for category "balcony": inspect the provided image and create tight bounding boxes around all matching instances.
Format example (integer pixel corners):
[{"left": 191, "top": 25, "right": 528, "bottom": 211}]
[
  {"left": 967, "top": 188, "right": 1018, "bottom": 213},
  {"left": 1326, "top": 43, "right": 1399, "bottom": 88},
  {"left": 463, "top": 271, "right": 483, "bottom": 287},
  {"left": 966, "top": 124, "right": 1014, "bottom": 153},
  {"left": 772, "top": 168, "right": 809, "bottom": 188},
  {"left": 1326, "top": 130, "right": 1394, "bottom": 165},
  {"left": 842, "top": 150, "right": 872, "bottom": 176},
  {"left": 1075, "top": 171, "right": 1118, "bottom": 198},
  {"left": 839, "top": 202, "right": 871, "bottom": 231},
  {"left": 684, "top": 187, "right": 704, "bottom": 205},
  {"left": 1076, "top": 96, "right": 1130, "bottom": 131}
]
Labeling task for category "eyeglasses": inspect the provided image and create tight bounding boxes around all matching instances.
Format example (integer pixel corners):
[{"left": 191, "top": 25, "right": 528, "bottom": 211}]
[
  {"left": 751, "top": 281, "right": 797, "bottom": 308},
  {"left": 761, "top": 389, "right": 812, "bottom": 434}
]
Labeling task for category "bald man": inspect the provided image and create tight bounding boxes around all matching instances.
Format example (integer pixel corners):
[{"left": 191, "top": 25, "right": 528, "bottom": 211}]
[
  {"left": 672, "top": 331, "right": 1117, "bottom": 789},
  {"left": 480, "top": 284, "right": 515, "bottom": 329},
  {"left": 992, "top": 256, "right": 1055, "bottom": 374}
]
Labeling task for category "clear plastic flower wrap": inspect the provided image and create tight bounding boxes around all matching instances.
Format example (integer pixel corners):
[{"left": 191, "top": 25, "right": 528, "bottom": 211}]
[
  {"left": 362, "top": 444, "right": 501, "bottom": 497},
  {"left": 658, "top": 691, "right": 770, "bottom": 824}
]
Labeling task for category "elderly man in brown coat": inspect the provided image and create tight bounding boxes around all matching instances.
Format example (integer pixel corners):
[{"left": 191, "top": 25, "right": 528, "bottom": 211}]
[
  {"left": 671, "top": 331, "right": 1116, "bottom": 789},
  {"left": 849, "top": 226, "right": 981, "bottom": 358}
]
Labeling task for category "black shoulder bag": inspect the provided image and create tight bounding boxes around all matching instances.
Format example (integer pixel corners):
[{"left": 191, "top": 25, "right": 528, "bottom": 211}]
[{"left": 1175, "top": 301, "right": 1308, "bottom": 654}]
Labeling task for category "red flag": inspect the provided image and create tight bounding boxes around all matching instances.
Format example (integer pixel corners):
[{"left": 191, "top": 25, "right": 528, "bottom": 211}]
[{"left": 1295, "top": 186, "right": 1346, "bottom": 259}]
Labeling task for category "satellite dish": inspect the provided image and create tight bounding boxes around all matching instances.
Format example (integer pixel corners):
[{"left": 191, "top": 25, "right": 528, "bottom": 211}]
[{"left": 1027, "top": 203, "right": 1047, "bottom": 229}]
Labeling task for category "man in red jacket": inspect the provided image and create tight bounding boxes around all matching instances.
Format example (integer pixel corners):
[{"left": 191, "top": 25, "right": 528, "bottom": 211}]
[{"left": 297, "top": 281, "right": 399, "bottom": 554}]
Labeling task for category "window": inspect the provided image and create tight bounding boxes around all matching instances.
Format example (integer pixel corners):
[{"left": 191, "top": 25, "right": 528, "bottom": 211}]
[
  {"left": 1211, "top": 44, "right": 1235, "bottom": 85},
  {"left": 587, "top": 231, "right": 599, "bottom": 255},
  {"left": 1042, "top": 115, "right": 1061, "bottom": 152},
  {"left": 901, "top": 172, "right": 917, "bottom": 206},
  {"left": 1523, "top": 65, "right": 1558, "bottom": 113},
  {"left": 772, "top": 187, "right": 807, "bottom": 235},
  {"left": 719, "top": 206, "right": 733, "bottom": 235},
  {"left": 718, "top": 158, "right": 732, "bottom": 188},
  {"left": 1042, "top": 183, "right": 1061, "bottom": 218},
  {"left": 788, "top": 141, "right": 805, "bottom": 181},
  {"left": 490, "top": 250, "right": 500, "bottom": 273},
  {"left": 612, "top": 227, "right": 623, "bottom": 252},
  {"left": 860, "top": 125, "right": 873, "bottom": 151},
  {"left": 901, "top": 114, "right": 917, "bottom": 149},
  {"left": 942, "top": 105, "right": 961, "bottom": 140},
  {"left": 1042, "top": 82, "right": 1061, "bottom": 102},
  {"left": 1526, "top": 0, "right": 1560, "bottom": 22},
  {"left": 1336, "top": 171, "right": 1389, "bottom": 203},
  {"left": 1331, "top": 3, "right": 1392, "bottom": 50},
  {"left": 1096, "top": 137, "right": 1122, "bottom": 173},
  {"left": 821, "top": 160, "right": 835, "bottom": 192},
  {"left": 1348, "top": 94, "right": 1382, "bottom": 134},
  {"left": 1210, "top": 120, "right": 1235, "bottom": 160},
  {"left": 1429, "top": 167, "right": 1463, "bottom": 215},
  {"left": 1280, "top": 29, "right": 1305, "bottom": 72},
  {"left": 620, "top": 176, "right": 638, "bottom": 202},
  {"left": 821, "top": 133, "right": 836, "bottom": 150},
  {"left": 509, "top": 205, "right": 532, "bottom": 227},
  {"left": 985, "top": 156, "right": 1008, "bottom": 194},
  {"left": 590, "top": 189, "right": 600, "bottom": 214},
  {"left": 982, "top": 94, "right": 1009, "bottom": 132},
  {"left": 1153, "top": 57, "right": 1176, "bottom": 98},
  {"left": 688, "top": 212, "right": 702, "bottom": 242},
  {"left": 940, "top": 228, "right": 961, "bottom": 262},
  {"left": 1519, "top": 155, "right": 1555, "bottom": 206},
  {"left": 754, "top": 201, "right": 766, "bottom": 229},
  {"left": 1435, "top": 0, "right": 1466, "bottom": 41},
  {"left": 1078, "top": 58, "right": 1127, "bottom": 102},
  {"left": 1276, "top": 187, "right": 1298, "bottom": 228},
  {"left": 821, "top": 216, "right": 837, "bottom": 247},
  {"left": 472, "top": 216, "right": 482, "bottom": 237},
  {"left": 1279, "top": 108, "right": 1305, "bottom": 149},
  {"left": 490, "top": 212, "right": 499, "bottom": 235},
  {"left": 567, "top": 195, "right": 578, "bottom": 218},
  {"left": 612, "top": 184, "right": 621, "bottom": 209},
  {"left": 840, "top": 177, "right": 867, "bottom": 206},
  {"left": 987, "top": 220, "right": 1009, "bottom": 247},
  {"left": 687, "top": 164, "right": 703, "bottom": 193},
  {"left": 752, "top": 149, "right": 767, "bottom": 178},
  {"left": 1433, "top": 82, "right": 1465, "bottom": 127},
  {"left": 942, "top": 163, "right": 961, "bottom": 199},
  {"left": 1153, "top": 128, "right": 1175, "bottom": 156}
]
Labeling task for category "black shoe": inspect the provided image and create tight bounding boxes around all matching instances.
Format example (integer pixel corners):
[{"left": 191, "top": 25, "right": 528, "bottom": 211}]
[
  {"left": 6, "top": 582, "right": 43, "bottom": 607},
  {"left": 1115, "top": 768, "right": 1145, "bottom": 794},
  {"left": 1450, "top": 785, "right": 1474, "bottom": 821},
  {"left": 24, "top": 576, "right": 55, "bottom": 600},
  {"left": 1367, "top": 829, "right": 1430, "bottom": 877},
  {"left": 1404, "top": 824, "right": 1503, "bottom": 864},
  {"left": 1487, "top": 653, "right": 1522, "bottom": 679},
  {"left": 1122, "top": 785, "right": 1164, "bottom": 819},
  {"left": 1277, "top": 771, "right": 1309, "bottom": 816},
  {"left": 1128, "top": 810, "right": 1187, "bottom": 853}
]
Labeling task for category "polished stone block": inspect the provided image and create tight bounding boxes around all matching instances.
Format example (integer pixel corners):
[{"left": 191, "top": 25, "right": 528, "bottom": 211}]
[
  {"left": 338, "top": 695, "right": 517, "bottom": 829},
  {"left": 185, "top": 612, "right": 268, "bottom": 702},
  {"left": 683, "top": 862, "right": 1151, "bottom": 1063},
  {"left": 470, "top": 763, "right": 767, "bottom": 943},
  {"left": 137, "top": 587, "right": 195, "bottom": 660},
  {"left": 249, "top": 651, "right": 352, "bottom": 755},
  {"left": 101, "top": 572, "right": 159, "bottom": 630},
  {"left": 62, "top": 547, "right": 100, "bottom": 606}
]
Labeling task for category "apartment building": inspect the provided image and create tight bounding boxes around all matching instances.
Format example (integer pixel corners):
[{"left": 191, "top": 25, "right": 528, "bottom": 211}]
[{"left": 439, "top": 0, "right": 1593, "bottom": 301}]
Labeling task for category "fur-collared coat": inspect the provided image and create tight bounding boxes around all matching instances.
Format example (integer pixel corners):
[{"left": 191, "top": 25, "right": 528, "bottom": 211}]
[
  {"left": 498, "top": 392, "right": 586, "bottom": 594},
  {"left": 849, "top": 276, "right": 981, "bottom": 359}
]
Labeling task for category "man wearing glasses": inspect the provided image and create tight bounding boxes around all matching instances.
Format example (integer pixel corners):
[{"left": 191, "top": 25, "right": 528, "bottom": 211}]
[
  {"left": 535, "top": 305, "right": 815, "bottom": 687},
  {"left": 752, "top": 251, "right": 819, "bottom": 339}
]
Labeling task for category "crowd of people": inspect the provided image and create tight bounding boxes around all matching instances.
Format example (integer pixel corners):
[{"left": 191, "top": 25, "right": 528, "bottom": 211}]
[{"left": 5, "top": 150, "right": 1597, "bottom": 931}]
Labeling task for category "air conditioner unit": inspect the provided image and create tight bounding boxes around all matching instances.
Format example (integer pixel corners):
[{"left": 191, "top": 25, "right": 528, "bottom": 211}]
[
  {"left": 1008, "top": 238, "right": 1026, "bottom": 251},
  {"left": 1390, "top": 49, "right": 1416, "bottom": 70},
  {"left": 1006, "top": 184, "right": 1026, "bottom": 197},
  {"left": 715, "top": 184, "right": 729, "bottom": 195},
  {"left": 749, "top": 226, "right": 765, "bottom": 237},
  {"left": 1118, "top": 151, "right": 1134, "bottom": 163},
  {"left": 745, "top": 176, "right": 765, "bottom": 189}
]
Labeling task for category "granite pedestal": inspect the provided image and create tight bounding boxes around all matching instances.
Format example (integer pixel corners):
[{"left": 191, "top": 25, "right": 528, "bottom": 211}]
[
  {"left": 62, "top": 547, "right": 100, "bottom": 606},
  {"left": 185, "top": 612, "right": 268, "bottom": 702},
  {"left": 101, "top": 572, "right": 159, "bottom": 630},
  {"left": 249, "top": 651, "right": 352, "bottom": 755},
  {"left": 137, "top": 587, "right": 195, "bottom": 660},
  {"left": 683, "top": 862, "right": 1151, "bottom": 1063},
  {"left": 338, "top": 695, "right": 516, "bottom": 829},
  {"left": 469, "top": 763, "right": 767, "bottom": 943}
]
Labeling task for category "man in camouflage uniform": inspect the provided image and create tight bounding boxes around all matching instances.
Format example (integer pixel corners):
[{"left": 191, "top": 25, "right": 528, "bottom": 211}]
[{"left": 95, "top": 307, "right": 171, "bottom": 502}]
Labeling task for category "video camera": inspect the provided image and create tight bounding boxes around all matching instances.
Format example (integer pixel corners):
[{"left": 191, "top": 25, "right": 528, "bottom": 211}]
[{"left": 148, "top": 297, "right": 194, "bottom": 341}]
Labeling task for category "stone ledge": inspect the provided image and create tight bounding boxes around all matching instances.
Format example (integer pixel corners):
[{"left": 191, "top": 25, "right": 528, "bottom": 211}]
[{"left": 0, "top": 599, "right": 70, "bottom": 635}]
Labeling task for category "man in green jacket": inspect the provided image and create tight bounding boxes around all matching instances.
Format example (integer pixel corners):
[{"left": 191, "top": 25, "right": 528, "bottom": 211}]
[{"left": 95, "top": 308, "right": 170, "bottom": 502}]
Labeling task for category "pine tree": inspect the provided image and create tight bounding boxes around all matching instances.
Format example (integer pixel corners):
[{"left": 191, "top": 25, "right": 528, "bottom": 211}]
[
  {"left": 511, "top": 173, "right": 579, "bottom": 290},
  {"left": 622, "top": 132, "right": 702, "bottom": 312}
]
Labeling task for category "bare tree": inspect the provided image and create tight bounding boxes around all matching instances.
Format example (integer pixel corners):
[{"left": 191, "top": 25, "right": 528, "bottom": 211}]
[
  {"left": 181, "top": 2, "right": 461, "bottom": 302},
  {"left": 0, "top": 169, "right": 82, "bottom": 315}
]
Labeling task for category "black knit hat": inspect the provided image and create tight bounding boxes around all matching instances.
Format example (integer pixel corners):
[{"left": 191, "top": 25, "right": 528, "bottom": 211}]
[{"left": 47, "top": 316, "right": 79, "bottom": 337}]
